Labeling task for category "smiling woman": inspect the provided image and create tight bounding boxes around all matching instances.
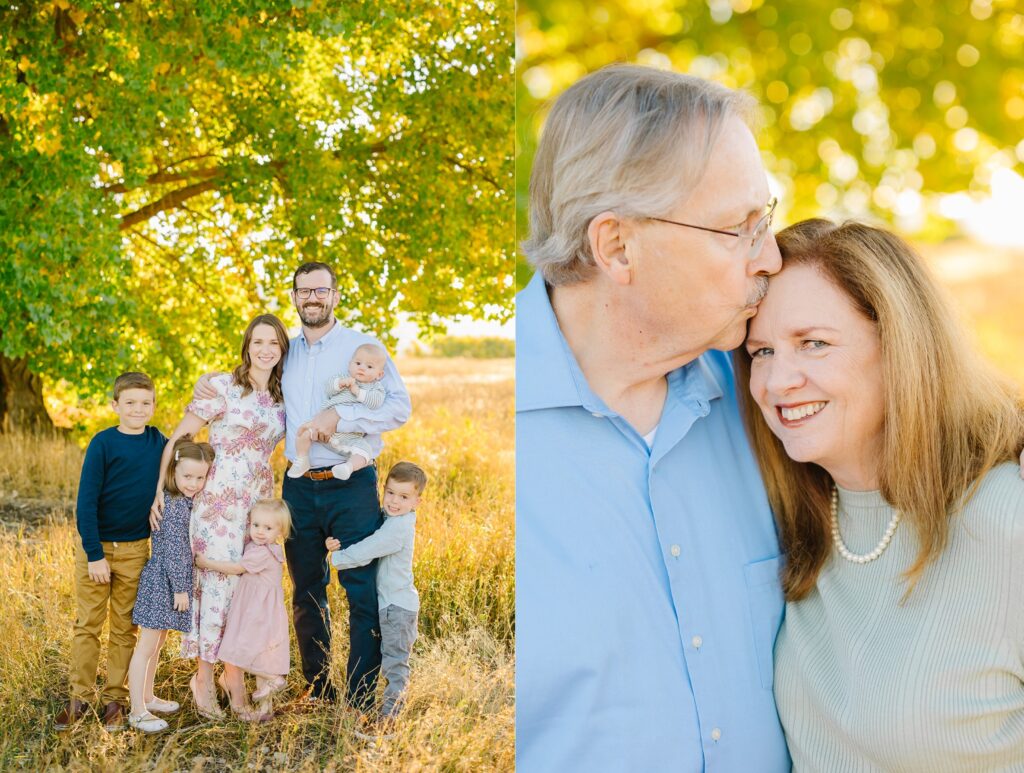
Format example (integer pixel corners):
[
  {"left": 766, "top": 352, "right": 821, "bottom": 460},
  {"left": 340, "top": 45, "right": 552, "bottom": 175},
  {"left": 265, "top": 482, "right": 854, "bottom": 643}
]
[
  {"left": 745, "top": 261, "right": 886, "bottom": 491},
  {"left": 734, "top": 218, "right": 1024, "bottom": 771},
  {"left": 151, "top": 313, "right": 289, "bottom": 721}
]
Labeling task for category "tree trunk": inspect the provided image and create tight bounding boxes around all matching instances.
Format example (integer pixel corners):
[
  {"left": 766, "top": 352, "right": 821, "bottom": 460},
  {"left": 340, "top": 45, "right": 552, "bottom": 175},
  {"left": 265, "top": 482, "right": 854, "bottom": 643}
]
[{"left": 0, "top": 353, "right": 52, "bottom": 431}]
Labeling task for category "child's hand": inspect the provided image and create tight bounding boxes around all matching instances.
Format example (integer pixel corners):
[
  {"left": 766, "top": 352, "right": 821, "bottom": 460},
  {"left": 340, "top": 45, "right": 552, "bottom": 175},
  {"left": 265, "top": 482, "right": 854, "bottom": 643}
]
[
  {"left": 173, "top": 592, "right": 189, "bottom": 612},
  {"left": 87, "top": 558, "right": 111, "bottom": 584},
  {"left": 194, "top": 553, "right": 209, "bottom": 569},
  {"left": 325, "top": 537, "right": 341, "bottom": 552},
  {"left": 337, "top": 376, "right": 355, "bottom": 391},
  {"left": 349, "top": 382, "right": 362, "bottom": 398},
  {"left": 193, "top": 372, "right": 222, "bottom": 401},
  {"left": 149, "top": 493, "right": 164, "bottom": 531}
]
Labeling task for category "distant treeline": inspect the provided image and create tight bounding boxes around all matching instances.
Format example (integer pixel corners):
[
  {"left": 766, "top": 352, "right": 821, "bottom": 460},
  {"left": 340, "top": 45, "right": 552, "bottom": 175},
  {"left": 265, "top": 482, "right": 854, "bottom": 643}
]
[{"left": 409, "top": 336, "right": 515, "bottom": 359}]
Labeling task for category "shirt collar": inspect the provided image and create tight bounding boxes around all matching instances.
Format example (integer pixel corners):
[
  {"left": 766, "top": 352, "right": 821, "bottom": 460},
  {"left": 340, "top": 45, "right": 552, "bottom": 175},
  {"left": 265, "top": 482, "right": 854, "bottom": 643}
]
[
  {"left": 297, "top": 317, "right": 341, "bottom": 350},
  {"left": 516, "top": 272, "right": 726, "bottom": 414},
  {"left": 516, "top": 273, "right": 590, "bottom": 412}
]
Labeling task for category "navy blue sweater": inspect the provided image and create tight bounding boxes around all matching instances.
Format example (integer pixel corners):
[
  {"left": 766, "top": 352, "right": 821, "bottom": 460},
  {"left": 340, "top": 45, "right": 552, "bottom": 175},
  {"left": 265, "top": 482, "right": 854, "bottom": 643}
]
[{"left": 75, "top": 425, "right": 166, "bottom": 561}]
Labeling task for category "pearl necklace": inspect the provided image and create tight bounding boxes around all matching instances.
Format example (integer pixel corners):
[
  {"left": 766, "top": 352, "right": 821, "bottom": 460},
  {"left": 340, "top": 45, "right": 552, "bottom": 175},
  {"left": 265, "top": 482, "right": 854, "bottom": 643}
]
[{"left": 830, "top": 486, "right": 901, "bottom": 564}]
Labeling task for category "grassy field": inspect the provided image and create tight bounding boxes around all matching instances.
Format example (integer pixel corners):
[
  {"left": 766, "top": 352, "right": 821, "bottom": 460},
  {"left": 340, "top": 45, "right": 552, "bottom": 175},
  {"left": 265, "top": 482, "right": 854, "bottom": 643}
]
[{"left": 0, "top": 357, "right": 514, "bottom": 771}]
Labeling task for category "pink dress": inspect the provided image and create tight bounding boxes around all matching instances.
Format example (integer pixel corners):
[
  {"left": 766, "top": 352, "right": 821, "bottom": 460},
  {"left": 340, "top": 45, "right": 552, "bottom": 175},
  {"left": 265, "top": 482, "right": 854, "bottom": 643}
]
[
  {"left": 217, "top": 542, "right": 289, "bottom": 676},
  {"left": 182, "top": 374, "right": 285, "bottom": 663}
]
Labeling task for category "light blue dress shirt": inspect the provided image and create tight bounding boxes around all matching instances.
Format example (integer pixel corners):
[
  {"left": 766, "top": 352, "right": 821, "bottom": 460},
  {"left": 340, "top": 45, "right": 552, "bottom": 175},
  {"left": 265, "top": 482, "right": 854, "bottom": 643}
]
[
  {"left": 516, "top": 274, "right": 789, "bottom": 772},
  {"left": 282, "top": 320, "right": 411, "bottom": 467}
]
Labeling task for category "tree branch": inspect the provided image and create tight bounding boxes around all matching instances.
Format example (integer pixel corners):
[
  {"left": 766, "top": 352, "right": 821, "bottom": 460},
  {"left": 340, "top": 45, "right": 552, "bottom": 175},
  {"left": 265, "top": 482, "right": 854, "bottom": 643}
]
[
  {"left": 159, "top": 152, "right": 219, "bottom": 173},
  {"left": 442, "top": 155, "right": 501, "bottom": 191},
  {"left": 104, "top": 166, "right": 220, "bottom": 194},
  {"left": 118, "top": 178, "right": 220, "bottom": 230},
  {"left": 359, "top": 135, "right": 503, "bottom": 192},
  {"left": 125, "top": 231, "right": 214, "bottom": 300}
]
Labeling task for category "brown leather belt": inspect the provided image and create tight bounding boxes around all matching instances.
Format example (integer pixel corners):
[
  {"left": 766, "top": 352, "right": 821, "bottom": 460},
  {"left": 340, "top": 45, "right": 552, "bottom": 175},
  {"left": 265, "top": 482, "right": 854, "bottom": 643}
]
[{"left": 302, "top": 467, "right": 334, "bottom": 481}]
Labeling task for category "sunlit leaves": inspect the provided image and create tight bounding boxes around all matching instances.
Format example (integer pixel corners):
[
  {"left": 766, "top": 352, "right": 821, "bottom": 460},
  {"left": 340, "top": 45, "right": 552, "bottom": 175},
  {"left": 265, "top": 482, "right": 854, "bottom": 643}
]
[{"left": 1, "top": 0, "right": 512, "bottom": 411}]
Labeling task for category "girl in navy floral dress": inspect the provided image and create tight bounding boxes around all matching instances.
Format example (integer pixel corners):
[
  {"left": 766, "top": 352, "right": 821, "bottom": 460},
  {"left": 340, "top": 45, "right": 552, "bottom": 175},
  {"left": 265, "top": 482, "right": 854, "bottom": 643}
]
[{"left": 126, "top": 436, "right": 214, "bottom": 733}]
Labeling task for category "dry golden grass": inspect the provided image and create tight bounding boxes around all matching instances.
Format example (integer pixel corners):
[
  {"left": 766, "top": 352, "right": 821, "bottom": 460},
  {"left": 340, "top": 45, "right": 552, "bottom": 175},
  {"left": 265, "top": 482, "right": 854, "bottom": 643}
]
[{"left": 0, "top": 357, "right": 513, "bottom": 771}]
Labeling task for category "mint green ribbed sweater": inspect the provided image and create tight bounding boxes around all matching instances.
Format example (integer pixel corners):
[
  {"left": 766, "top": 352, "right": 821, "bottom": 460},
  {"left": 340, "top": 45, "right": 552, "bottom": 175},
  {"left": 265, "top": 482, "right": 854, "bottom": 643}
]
[{"left": 775, "top": 462, "right": 1024, "bottom": 772}]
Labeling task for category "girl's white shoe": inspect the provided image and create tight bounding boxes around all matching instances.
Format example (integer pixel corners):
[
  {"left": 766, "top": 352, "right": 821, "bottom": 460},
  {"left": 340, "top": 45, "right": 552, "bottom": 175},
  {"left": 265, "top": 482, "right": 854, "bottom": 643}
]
[
  {"left": 128, "top": 710, "right": 168, "bottom": 734},
  {"left": 146, "top": 696, "right": 180, "bottom": 714}
]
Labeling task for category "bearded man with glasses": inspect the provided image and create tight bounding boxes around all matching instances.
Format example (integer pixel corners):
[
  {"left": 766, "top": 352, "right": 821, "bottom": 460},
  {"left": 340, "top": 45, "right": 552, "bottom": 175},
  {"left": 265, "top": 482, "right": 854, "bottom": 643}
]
[{"left": 516, "top": 65, "right": 788, "bottom": 771}]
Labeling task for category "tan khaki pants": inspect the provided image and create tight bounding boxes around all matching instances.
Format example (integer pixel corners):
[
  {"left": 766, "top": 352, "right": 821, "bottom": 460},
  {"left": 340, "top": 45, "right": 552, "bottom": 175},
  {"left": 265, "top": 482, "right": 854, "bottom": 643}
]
[{"left": 69, "top": 539, "right": 149, "bottom": 703}]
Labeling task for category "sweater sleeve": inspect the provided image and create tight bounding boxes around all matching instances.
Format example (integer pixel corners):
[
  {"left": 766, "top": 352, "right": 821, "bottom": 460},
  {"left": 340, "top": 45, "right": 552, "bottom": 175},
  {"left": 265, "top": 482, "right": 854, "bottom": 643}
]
[
  {"left": 161, "top": 496, "right": 193, "bottom": 594},
  {"left": 1011, "top": 491, "right": 1024, "bottom": 648},
  {"left": 186, "top": 375, "right": 228, "bottom": 422},
  {"left": 75, "top": 434, "right": 108, "bottom": 562},
  {"left": 358, "top": 380, "right": 386, "bottom": 410},
  {"left": 331, "top": 518, "right": 406, "bottom": 570}
]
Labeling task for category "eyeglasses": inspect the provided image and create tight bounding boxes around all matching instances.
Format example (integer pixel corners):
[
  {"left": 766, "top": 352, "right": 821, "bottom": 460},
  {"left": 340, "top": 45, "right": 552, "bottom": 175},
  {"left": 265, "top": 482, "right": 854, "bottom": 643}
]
[
  {"left": 647, "top": 197, "right": 778, "bottom": 259},
  {"left": 293, "top": 287, "right": 335, "bottom": 300}
]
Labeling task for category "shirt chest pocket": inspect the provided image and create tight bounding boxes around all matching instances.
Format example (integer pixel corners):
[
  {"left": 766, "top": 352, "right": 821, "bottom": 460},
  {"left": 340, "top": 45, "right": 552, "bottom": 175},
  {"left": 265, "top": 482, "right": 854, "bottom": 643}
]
[{"left": 744, "top": 555, "right": 784, "bottom": 689}]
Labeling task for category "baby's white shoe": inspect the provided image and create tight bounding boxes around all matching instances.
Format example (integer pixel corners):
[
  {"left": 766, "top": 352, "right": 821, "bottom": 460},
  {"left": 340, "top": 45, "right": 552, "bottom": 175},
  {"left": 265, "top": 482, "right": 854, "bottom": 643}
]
[
  {"left": 288, "top": 458, "right": 311, "bottom": 479},
  {"left": 331, "top": 462, "right": 353, "bottom": 480}
]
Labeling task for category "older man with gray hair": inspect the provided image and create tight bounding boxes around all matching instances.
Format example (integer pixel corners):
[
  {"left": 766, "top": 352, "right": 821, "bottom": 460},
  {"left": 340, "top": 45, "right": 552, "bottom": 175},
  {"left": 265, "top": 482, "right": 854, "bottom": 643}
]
[{"left": 516, "top": 65, "right": 787, "bottom": 771}]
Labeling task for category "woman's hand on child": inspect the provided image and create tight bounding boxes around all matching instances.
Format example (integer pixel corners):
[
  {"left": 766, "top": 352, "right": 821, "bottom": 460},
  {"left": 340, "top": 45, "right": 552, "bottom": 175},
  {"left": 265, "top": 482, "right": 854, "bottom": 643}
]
[
  {"left": 325, "top": 537, "right": 341, "bottom": 552},
  {"left": 173, "top": 592, "right": 189, "bottom": 612},
  {"left": 87, "top": 558, "right": 111, "bottom": 584},
  {"left": 194, "top": 553, "right": 209, "bottom": 569}
]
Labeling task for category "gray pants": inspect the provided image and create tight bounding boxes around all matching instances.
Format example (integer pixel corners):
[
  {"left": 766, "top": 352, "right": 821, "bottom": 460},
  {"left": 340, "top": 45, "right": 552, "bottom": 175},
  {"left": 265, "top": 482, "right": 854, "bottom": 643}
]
[{"left": 379, "top": 604, "right": 418, "bottom": 717}]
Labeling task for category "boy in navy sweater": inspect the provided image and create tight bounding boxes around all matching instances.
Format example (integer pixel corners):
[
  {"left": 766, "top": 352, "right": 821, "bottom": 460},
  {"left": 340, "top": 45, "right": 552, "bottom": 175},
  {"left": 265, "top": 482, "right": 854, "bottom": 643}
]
[{"left": 55, "top": 372, "right": 166, "bottom": 732}]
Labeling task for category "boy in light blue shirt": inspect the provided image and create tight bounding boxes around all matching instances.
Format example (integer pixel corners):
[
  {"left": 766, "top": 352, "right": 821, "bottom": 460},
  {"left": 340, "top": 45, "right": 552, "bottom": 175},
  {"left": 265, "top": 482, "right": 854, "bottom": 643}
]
[{"left": 325, "top": 461, "right": 426, "bottom": 731}]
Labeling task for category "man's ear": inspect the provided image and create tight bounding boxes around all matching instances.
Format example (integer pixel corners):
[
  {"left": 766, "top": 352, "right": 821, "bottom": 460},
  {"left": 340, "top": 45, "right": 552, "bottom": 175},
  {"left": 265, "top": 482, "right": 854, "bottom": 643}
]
[{"left": 587, "top": 211, "right": 632, "bottom": 286}]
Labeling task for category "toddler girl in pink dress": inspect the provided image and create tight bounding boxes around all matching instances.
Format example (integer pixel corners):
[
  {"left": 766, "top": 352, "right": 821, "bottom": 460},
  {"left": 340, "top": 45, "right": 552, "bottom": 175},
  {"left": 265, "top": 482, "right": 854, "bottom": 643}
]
[{"left": 194, "top": 498, "right": 291, "bottom": 718}]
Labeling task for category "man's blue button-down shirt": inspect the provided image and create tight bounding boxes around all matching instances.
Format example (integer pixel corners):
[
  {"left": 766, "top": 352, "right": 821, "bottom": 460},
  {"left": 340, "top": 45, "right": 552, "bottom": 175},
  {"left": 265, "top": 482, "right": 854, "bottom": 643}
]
[
  {"left": 516, "top": 273, "right": 789, "bottom": 772},
  {"left": 282, "top": 319, "right": 411, "bottom": 467}
]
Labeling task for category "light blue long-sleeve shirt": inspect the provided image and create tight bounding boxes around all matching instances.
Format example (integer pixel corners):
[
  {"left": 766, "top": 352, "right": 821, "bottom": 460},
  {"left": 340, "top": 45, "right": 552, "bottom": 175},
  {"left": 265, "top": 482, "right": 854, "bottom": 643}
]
[
  {"left": 331, "top": 510, "right": 419, "bottom": 612},
  {"left": 282, "top": 319, "right": 411, "bottom": 467},
  {"left": 515, "top": 273, "right": 789, "bottom": 773}
]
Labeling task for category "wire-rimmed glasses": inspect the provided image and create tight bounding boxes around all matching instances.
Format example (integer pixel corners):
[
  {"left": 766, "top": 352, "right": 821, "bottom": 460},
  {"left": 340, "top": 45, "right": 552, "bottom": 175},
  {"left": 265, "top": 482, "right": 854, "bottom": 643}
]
[{"left": 647, "top": 197, "right": 778, "bottom": 259}]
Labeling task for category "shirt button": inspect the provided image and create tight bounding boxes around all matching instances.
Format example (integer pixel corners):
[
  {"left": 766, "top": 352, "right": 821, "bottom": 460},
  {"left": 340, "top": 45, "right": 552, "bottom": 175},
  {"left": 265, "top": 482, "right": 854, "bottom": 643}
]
[
  {"left": 691, "top": 635, "right": 702, "bottom": 649},
  {"left": 711, "top": 728, "right": 722, "bottom": 742},
  {"left": 670, "top": 544, "right": 681, "bottom": 557},
  {"left": 591, "top": 412, "right": 602, "bottom": 418}
]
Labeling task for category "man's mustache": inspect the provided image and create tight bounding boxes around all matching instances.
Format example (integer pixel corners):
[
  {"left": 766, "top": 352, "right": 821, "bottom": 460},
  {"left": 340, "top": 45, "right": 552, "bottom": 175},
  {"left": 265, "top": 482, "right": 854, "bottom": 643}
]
[{"left": 748, "top": 276, "right": 769, "bottom": 306}]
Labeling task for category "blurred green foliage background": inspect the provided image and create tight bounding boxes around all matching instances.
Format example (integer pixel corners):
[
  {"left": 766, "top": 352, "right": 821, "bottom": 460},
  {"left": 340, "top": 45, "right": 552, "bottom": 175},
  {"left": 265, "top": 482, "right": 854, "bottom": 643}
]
[{"left": 516, "top": 0, "right": 1024, "bottom": 384}]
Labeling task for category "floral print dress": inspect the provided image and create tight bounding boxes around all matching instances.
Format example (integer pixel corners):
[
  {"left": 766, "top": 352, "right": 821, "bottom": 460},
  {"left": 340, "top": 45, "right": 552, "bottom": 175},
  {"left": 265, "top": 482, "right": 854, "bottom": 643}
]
[{"left": 181, "top": 374, "right": 285, "bottom": 663}]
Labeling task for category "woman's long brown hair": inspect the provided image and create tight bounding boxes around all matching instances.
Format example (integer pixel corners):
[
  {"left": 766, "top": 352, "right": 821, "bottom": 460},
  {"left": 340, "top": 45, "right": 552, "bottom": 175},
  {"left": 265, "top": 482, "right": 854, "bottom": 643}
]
[
  {"left": 232, "top": 314, "right": 289, "bottom": 404},
  {"left": 735, "top": 219, "right": 1024, "bottom": 601}
]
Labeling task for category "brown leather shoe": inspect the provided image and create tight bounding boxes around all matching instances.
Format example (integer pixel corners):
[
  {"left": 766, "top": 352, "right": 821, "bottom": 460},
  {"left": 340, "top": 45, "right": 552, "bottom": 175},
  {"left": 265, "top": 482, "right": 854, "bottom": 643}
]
[
  {"left": 102, "top": 701, "right": 126, "bottom": 732},
  {"left": 54, "top": 699, "right": 88, "bottom": 731}
]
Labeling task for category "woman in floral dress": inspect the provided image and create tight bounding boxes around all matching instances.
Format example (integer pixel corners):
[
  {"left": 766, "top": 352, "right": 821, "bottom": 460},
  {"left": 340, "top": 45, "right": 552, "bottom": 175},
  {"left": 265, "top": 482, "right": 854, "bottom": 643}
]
[{"left": 153, "top": 313, "right": 288, "bottom": 720}]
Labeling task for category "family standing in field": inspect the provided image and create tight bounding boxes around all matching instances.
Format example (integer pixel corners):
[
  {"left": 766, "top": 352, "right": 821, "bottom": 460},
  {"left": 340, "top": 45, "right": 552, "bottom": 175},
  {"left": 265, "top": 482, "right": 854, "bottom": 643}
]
[
  {"left": 57, "top": 262, "right": 427, "bottom": 739},
  {"left": 517, "top": 66, "right": 1024, "bottom": 771}
]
